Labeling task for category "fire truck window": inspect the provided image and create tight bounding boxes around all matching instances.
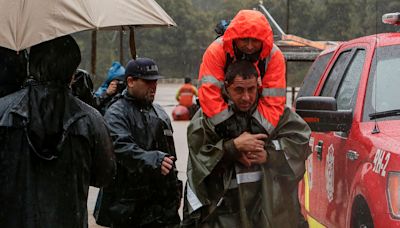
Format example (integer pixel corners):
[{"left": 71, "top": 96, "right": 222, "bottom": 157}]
[
  {"left": 363, "top": 45, "right": 400, "bottom": 121},
  {"left": 297, "top": 52, "right": 334, "bottom": 98},
  {"left": 320, "top": 51, "right": 352, "bottom": 97},
  {"left": 336, "top": 49, "right": 366, "bottom": 110}
]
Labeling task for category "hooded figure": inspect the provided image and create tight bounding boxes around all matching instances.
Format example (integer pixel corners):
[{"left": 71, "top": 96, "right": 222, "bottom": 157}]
[
  {"left": 71, "top": 69, "right": 96, "bottom": 107},
  {"left": 94, "top": 61, "right": 126, "bottom": 114},
  {"left": 198, "top": 10, "right": 286, "bottom": 136},
  {"left": 94, "top": 61, "right": 125, "bottom": 96},
  {"left": 0, "top": 47, "right": 27, "bottom": 97},
  {"left": 0, "top": 35, "right": 115, "bottom": 228}
]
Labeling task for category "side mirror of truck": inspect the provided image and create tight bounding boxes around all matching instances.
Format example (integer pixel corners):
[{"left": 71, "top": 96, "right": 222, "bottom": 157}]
[{"left": 295, "top": 96, "right": 353, "bottom": 132}]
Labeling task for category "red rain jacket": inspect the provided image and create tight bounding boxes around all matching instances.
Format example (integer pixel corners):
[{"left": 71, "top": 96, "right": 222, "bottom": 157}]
[{"left": 198, "top": 10, "right": 286, "bottom": 134}]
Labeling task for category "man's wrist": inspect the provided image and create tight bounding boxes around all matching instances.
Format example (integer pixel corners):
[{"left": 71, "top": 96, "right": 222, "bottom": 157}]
[{"left": 223, "top": 139, "right": 241, "bottom": 160}]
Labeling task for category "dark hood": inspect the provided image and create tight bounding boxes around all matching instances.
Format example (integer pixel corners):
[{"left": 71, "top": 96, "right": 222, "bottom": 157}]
[{"left": 0, "top": 48, "right": 27, "bottom": 97}]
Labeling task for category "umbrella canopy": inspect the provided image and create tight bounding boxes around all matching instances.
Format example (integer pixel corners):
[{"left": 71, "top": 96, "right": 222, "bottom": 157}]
[{"left": 0, "top": 0, "right": 176, "bottom": 51}]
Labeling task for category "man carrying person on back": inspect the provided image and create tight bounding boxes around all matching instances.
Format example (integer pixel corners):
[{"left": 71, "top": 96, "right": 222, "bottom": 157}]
[{"left": 182, "top": 60, "right": 311, "bottom": 228}]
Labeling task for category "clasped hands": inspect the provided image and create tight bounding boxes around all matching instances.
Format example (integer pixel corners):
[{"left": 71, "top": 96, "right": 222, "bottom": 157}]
[{"left": 233, "top": 132, "right": 268, "bottom": 167}]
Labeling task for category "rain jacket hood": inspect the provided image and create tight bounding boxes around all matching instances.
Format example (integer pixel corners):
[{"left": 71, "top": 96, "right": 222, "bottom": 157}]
[
  {"left": 27, "top": 35, "right": 82, "bottom": 159},
  {"left": 223, "top": 10, "right": 274, "bottom": 59},
  {"left": 27, "top": 83, "right": 86, "bottom": 160},
  {"left": 95, "top": 61, "right": 125, "bottom": 96}
]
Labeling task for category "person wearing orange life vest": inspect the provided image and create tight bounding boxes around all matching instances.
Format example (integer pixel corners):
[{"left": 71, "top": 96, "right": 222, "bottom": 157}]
[
  {"left": 176, "top": 77, "right": 198, "bottom": 108},
  {"left": 198, "top": 9, "right": 286, "bottom": 135}
]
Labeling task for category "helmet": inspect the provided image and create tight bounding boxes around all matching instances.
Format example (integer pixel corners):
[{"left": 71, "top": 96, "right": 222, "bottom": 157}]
[{"left": 172, "top": 105, "right": 190, "bottom": 121}]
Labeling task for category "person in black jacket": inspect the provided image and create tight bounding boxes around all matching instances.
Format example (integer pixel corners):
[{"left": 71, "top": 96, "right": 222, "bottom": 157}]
[
  {"left": 0, "top": 47, "right": 27, "bottom": 97},
  {"left": 0, "top": 35, "right": 115, "bottom": 228},
  {"left": 99, "top": 57, "right": 182, "bottom": 228}
]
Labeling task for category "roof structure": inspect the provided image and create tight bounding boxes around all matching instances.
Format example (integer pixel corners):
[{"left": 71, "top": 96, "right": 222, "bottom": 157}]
[{"left": 258, "top": 2, "right": 337, "bottom": 61}]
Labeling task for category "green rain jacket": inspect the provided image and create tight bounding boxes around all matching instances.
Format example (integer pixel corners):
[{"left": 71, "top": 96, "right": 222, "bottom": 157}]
[{"left": 183, "top": 107, "right": 311, "bottom": 228}]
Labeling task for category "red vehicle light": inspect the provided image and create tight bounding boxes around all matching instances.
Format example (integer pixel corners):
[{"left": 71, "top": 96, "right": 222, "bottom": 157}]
[
  {"left": 387, "top": 172, "right": 400, "bottom": 219},
  {"left": 303, "top": 117, "right": 320, "bottom": 123}
]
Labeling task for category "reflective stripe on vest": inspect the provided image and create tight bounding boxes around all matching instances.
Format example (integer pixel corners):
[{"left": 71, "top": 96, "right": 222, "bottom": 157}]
[
  {"left": 261, "top": 88, "right": 286, "bottom": 97},
  {"left": 252, "top": 109, "right": 275, "bottom": 134},
  {"left": 187, "top": 183, "right": 203, "bottom": 211},
  {"left": 236, "top": 171, "right": 262, "bottom": 184},
  {"left": 209, "top": 108, "right": 234, "bottom": 126},
  {"left": 228, "top": 166, "right": 263, "bottom": 190},
  {"left": 198, "top": 75, "right": 223, "bottom": 89},
  {"left": 262, "top": 44, "right": 279, "bottom": 74},
  {"left": 271, "top": 139, "right": 282, "bottom": 151},
  {"left": 180, "top": 92, "right": 194, "bottom": 96},
  {"left": 270, "top": 139, "right": 290, "bottom": 160}
]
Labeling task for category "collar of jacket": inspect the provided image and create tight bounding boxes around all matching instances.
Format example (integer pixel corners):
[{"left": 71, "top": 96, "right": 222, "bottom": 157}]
[{"left": 121, "top": 89, "right": 153, "bottom": 109}]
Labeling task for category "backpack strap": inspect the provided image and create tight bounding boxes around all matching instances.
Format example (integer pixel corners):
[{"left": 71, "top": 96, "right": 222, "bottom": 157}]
[
  {"left": 223, "top": 53, "right": 234, "bottom": 75},
  {"left": 257, "top": 58, "right": 266, "bottom": 80},
  {"left": 259, "top": 44, "right": 280, "bottom": 80}
]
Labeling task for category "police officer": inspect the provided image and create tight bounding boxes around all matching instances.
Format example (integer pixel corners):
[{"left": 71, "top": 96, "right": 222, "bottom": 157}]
[{"left": 103, "top": 58, "right": 182, "bottom": 228}]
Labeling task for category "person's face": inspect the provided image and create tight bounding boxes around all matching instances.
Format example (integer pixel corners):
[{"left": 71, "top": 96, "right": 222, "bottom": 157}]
[
  {"left": 109, "top": 80, "right": 119, "bottom": 88},
  {"left": 127, "top": 76, "right": 158, "bottom": 104},
  {"left": 225, "top": 75, "right": 258, "bottom": 112},
  {"left": 234, "top": 38, "right": 262, "bottom": 55}
]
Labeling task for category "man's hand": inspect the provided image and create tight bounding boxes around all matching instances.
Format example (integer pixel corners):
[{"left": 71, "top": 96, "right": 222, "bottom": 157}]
[
  {"left": 233, "top": 132, "right": 268, "bottom": 153},
  {"left": 237, "top": 154, "right": 252, "bottom": 167},
  {"left": 161, "top": 156, "right": 175, "bottom": 175},
  {"left": 245, "top": 149, "right": 268, "bottom": 165},
  {"left": 233, "top": 132, "right": 268, "bottom": 167},
  {"left": 106, "top": 81, "right": 118, "bottom": 96}
]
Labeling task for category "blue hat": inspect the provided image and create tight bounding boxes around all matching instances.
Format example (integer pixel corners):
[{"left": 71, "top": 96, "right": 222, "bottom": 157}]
[{"left": 125, "top": 58, "right": 163, "bottom": 80}]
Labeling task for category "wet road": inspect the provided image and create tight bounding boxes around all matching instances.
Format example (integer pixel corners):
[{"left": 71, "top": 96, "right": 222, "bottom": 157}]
[{"left": 88, "top": 83, "right": 189, "bottom": 227}]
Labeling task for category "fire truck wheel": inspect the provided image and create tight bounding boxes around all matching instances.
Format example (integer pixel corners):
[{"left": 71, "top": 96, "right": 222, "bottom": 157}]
[{"left": 351, "top": 196, "right": 374, "bottom": 228}]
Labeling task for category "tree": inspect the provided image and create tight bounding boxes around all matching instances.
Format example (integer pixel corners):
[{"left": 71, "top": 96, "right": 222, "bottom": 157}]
[{"left": 135, "top": 0, "right": 215, "bottom": 78}]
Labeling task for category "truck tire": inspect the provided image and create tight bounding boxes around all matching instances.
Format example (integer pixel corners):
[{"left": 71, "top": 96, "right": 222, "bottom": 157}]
[{"left": 351, "top": 196, "right": 374, "bottom": 228}]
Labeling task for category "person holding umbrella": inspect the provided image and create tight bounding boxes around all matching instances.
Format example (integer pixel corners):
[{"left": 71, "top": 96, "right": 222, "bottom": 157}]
[{"left": 0, "top": 35, "right": 115, "bottom": 228}]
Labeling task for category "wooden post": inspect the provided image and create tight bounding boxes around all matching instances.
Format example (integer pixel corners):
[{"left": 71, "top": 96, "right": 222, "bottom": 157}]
[
  {"left": 91, "top": 30, "right": 97, "bottom": 75},
  {"left": 119, "top": 30, "right": 124, "bottom": 64},
  {"left": 291, "top": 86, "right": 296, "bottom": 105},
  {"left": 286, "top": 0, "right": 290, "bottom": 33},
  {"left": 129, "top": 27, "right": 136, "bottom": 59}
]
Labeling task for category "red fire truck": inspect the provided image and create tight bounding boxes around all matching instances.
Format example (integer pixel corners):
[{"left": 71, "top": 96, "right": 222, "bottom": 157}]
[{"left": 295, "top": 13, "right": 400, "bottom": 227}]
